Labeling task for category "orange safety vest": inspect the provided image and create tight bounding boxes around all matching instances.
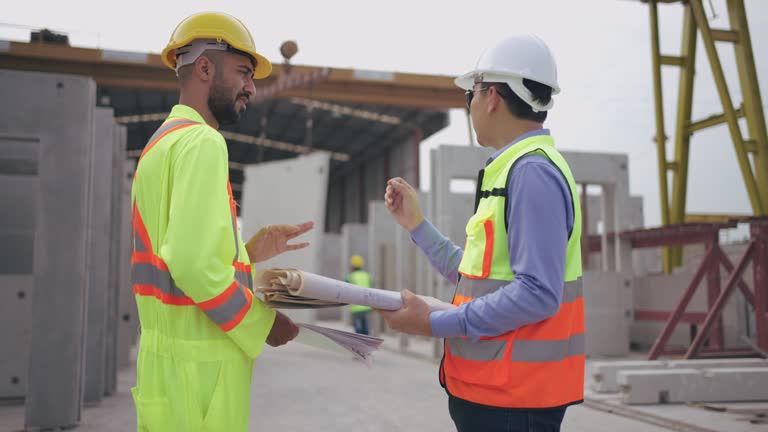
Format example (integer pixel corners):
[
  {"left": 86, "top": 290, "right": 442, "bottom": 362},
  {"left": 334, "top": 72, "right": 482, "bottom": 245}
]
[{"left": 439, "top": 135, "right": 585, "bottom": 409}]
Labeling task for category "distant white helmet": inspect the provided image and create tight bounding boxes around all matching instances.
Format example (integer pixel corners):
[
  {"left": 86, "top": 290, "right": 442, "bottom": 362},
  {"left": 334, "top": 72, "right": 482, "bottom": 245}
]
[{"left": 455, "top": 34, "right": 560, "bottom": 112}]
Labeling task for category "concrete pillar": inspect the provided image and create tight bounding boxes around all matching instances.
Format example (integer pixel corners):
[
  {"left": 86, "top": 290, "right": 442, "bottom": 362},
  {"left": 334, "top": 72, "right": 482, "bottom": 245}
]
[{"left": 0, "top": 70, "right": 96, "bottom": 430}]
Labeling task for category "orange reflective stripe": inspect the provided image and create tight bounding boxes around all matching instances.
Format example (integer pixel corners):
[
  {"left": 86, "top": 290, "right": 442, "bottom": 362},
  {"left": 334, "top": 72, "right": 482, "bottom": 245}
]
[
  {"left": 197, "top": 280, "right": 253, "bottom": 331},
  {"left": 226, "top": 180, "right": 241, "bottom": 262},
  {"left": 133, "top": 283, "right": 195, "bottom": 306},
  {"left": 452, "top": 294, "right": 473, "bottom": 307},
  {"left": 457, "top": 219, "right": 495, "bottom": 280},
  {"left": 480, "top": 220, "right": 493, "bottom": 278},
  {"left": 220, "top": 288, "right": 253, "bottom": 332},
  {"left": 132, "top": 203, "right": 153, "bottom": 253},
  {"left": 198, "top": 281, "right": 240, "bottom": 311}
]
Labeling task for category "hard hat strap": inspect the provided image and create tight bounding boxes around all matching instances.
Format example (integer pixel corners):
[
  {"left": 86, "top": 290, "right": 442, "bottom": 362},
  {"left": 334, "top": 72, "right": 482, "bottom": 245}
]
[
  {"left": 175, "top": 39, "right": 229, "bottom": 74},
  {"left": 505, "top": 77, "right": 554, "bottom": 112}
]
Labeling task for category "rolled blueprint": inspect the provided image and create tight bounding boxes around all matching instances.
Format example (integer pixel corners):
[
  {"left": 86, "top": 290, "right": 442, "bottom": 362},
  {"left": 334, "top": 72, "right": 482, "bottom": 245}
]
[{"left": 255, "top": 268, "right": 455, "bottom": 311}]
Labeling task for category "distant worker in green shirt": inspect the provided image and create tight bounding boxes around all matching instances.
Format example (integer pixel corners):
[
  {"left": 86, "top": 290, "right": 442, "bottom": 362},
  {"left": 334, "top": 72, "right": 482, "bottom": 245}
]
[{"left": 345, "top": 255, "right": 374, "bottom": 335}]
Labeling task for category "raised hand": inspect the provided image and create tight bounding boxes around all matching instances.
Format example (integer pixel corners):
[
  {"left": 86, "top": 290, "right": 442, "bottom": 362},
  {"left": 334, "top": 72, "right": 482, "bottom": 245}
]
[
  {"left": 245, "top": 221, "right": 314, "bottom": 263},
  {"left": 384, "top": 177, "right": 424, "bottom": 231}
]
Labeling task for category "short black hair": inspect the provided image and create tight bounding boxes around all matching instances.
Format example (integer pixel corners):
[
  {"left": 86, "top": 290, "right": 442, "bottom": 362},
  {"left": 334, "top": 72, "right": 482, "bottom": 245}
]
[{"left": 488, "top": 79, "right": 552, "bottom": 123}]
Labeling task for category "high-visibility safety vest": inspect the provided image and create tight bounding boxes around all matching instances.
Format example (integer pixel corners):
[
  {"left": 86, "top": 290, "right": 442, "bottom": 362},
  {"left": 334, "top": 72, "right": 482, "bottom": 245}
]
[
  {"left": 439, "top": 134, "right": 585, "bottom": 409},
  {"left": 130, "top": 105, "right": 276, "bottom": 431},
  {"left": 346, "top": 270, "right": 373, "bottom": 313}
]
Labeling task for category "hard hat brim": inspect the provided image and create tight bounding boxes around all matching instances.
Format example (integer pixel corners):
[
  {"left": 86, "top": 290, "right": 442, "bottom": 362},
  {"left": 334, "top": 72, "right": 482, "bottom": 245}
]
[{"left": 454, "top": 69, "right": 561, "bottom": 95}]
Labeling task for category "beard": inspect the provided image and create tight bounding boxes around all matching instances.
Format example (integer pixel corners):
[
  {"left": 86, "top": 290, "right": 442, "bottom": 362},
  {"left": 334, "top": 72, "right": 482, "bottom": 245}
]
[{"left": 208, "top": 80, "right": 246, "bottom": 126}]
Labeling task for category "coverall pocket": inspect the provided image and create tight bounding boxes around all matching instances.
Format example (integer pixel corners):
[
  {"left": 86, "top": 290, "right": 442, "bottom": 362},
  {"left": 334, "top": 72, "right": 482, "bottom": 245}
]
[
  {"left": 131, "top": 387, "right": 173, "bottom": 432},
  {"left": 200, "top": 359, "right": 251, "bottom": 432}
]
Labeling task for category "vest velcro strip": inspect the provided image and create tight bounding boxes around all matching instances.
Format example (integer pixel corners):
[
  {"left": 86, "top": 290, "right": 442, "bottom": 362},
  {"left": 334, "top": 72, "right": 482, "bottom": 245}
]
[{"left": 477, "top": 188, "right": 507, "bottom": 199}]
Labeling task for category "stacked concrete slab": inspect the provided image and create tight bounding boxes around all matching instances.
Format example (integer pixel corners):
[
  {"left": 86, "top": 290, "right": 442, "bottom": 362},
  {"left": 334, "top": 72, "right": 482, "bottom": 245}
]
[
  {"left": 367, "top": 201, "right": 398, "bottom": 335},
  {"left": 0, "top": 69, "right": 132, "bottom": 429},
  {"left": 592, "top": 358, "right": 768, "bottom": 393},
  {"left": 242, "top": 152, "right": 331, "bottom": 323},
  {"left": 619, "top": 367, "right": 768, "bottom": 404}
]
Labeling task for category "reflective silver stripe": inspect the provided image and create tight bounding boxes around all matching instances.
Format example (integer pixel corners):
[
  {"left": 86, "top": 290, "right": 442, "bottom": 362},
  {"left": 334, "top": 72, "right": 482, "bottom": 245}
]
[
  {"left": 146, "top": 119, "right": 199, "bottom": 145},
  {"left": 511, "top": 333, "right": 585, "bottom": 363},
  {"left": 563, "top": 278, "right": 583, "bottom": 304},
  {"left": 235, "top": 270, "right": 252, "bottom": 291},
  {"left": 134, "top": 232, "right": 149, "bottom": 253},
  {"left": 230, "top": 213, "right": 240, "bottom": 262},
  {"left": 456, "top": 278, "right": 507, "bottom": 298},
  {"left": 456, "top": 277, "right": 583, "bottom": 304},
  {"left": 131, "top": 262, "right": 187, "bottom": 298},
  {"left": 447, "top": 338, "right": 507, "bottom": 361},
  {"left": 203, "top": 286, "right": 248, "bottom": 326}
]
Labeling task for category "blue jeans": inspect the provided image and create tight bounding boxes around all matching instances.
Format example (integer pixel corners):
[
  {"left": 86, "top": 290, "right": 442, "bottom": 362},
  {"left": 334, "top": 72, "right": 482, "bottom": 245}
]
[
  {"left": 351, "top": 311, "right": 370, "bottom": 335},
  {"left": 448, "top": 396, "right": 567, "bottom": 432}
]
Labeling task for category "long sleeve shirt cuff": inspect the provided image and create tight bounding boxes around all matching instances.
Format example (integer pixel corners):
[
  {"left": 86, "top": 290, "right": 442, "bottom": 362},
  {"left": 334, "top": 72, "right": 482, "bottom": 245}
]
[
  {"left": 409, "top": 219, "right": 437, "bottom": 245},
  {"left": 429, "top": 308, "right": 466, "bottom": 338}
]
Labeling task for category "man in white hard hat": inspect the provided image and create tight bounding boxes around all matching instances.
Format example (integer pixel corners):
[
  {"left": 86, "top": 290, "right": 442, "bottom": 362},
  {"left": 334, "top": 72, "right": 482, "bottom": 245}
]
[{"left": 379, "top": 35, "right": 585, "bottom": 432}]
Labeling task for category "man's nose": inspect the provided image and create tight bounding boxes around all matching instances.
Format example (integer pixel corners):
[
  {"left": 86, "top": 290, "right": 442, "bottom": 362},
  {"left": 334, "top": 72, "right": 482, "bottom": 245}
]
[{"left": 244, "top": 79, "right": 256, "bottom": 97}]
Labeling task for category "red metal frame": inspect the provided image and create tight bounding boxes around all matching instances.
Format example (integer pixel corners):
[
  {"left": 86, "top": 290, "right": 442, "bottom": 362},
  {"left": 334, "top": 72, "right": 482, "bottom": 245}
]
[{"left": 628, "top": 218, "right": 768, "bottom": 360}]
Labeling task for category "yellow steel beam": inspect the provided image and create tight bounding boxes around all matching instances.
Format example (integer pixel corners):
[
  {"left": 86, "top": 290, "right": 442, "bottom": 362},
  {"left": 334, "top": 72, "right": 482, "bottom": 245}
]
[
  {"left": 710, "top": 29, "right": 740, "bottom": 43},
  {"left": 669, "top": 3, "right": 698, "bottom": 268},
  {"left": 688, "top": 105, "right": 744, "bottom": 133},
  {"left": 649, "top": 0, "right": 674, "bottom": 273},
  {"left": 660, "top": 55, "right": 686, "bottom": 66},
  {"left": 690, "top": 0, "right": 764, "bottom": 216},
  {"left": 727, "top": 0, "right": 768, "bottom": 214}
]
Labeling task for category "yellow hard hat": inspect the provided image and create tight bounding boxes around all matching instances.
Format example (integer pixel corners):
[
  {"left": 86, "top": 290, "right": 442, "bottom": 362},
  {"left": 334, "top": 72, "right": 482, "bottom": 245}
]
[
  {"left": 350, "top": 255, "right": 365, "bottom": 268},
  {"left": 161, "top": 12, "right": 272, "bottom": 79}
]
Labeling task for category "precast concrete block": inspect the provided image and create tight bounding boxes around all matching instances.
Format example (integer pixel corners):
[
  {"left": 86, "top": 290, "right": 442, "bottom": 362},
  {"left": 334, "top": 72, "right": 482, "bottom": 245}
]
[{"left": 619, "top": 368, "right": 768, "bottom": 404}]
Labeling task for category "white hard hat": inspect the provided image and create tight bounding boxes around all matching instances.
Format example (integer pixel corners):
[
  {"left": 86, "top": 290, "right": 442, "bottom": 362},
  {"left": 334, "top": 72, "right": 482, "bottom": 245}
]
[{"left": 455, "top": 34, "right": 560, "bottom": 112}]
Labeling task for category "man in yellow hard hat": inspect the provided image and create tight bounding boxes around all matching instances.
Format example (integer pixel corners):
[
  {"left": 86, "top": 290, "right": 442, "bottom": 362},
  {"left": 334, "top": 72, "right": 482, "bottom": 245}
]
[
  {"left": 345, "top": 255, "right": 374, "bottom": 334},
  {"left": 130, "top": 11, "right": 313, "bottom": 431}
]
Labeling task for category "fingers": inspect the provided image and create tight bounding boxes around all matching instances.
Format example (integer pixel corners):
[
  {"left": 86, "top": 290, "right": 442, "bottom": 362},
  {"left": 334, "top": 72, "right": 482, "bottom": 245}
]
[
  {"left": 285, "top": 242, "right": 310, "bottom": 251},
  {"left": 388, "top": 177, "right": 413, "bottom": 192},
  {"left": 285, "top": 221, "right": 314, "bottom": 239},
  {"left": 384, "top": 185, "right": 403, "bottom": 210}
]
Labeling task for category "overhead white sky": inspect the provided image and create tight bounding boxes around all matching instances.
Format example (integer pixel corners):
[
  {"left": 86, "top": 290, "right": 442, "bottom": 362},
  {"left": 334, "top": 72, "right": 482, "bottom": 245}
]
[{"left": 3, "top": 0, "right": 767, "bottom": 227}]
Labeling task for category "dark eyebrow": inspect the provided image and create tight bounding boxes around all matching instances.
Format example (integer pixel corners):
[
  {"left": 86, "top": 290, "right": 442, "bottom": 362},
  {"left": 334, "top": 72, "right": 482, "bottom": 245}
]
[{"left": 238, "top": 65, "right": 254, "bottom": 74}]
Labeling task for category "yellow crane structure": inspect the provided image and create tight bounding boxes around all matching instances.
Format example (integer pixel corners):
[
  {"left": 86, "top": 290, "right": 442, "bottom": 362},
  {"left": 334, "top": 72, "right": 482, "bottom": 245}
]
[{"left": 641, "top": 0, "right": 767, "bottom": 271}]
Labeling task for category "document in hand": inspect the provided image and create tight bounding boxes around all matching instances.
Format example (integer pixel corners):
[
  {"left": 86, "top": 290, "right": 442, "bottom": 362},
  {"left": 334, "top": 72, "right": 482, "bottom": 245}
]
[
  {"left": 255, "top": 268, "right": 456, "bottom": 311},
  {"left": 295, "top": 323, "right": 383, "bottom": 367}
]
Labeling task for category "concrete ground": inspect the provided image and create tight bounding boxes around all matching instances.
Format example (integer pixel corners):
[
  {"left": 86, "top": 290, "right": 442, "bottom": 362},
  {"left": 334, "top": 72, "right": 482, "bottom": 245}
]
[{"left": 1, "top": 321, "right": 766, "bottom": 431}]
